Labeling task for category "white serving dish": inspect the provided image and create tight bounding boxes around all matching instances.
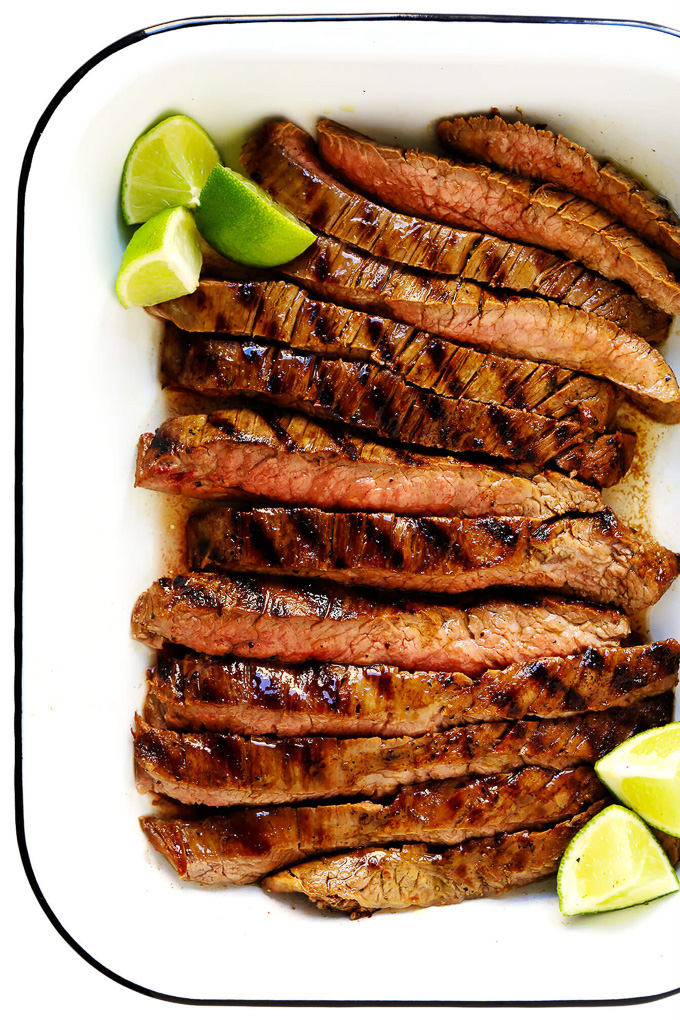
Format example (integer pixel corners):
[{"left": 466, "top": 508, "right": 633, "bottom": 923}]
[{"left": 18, "top": 14, "right": 680, "bottom": 1006}]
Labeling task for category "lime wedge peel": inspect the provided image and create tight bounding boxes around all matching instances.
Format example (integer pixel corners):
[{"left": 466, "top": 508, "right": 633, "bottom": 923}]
[
  {"left": 557, "top": 804, "right": 679, "bottom": 917},
  {"left": 121, "top": 114, "right": 221, "bottom": 225},
  {"left": 194, "top": 164, "right": 316, "bottom": 268},
  {"left": 116, "top": 206, "right": 202, "bottom": 309},
  {"left": 595, "top": 722, "right": 680, "bottom": 837}
]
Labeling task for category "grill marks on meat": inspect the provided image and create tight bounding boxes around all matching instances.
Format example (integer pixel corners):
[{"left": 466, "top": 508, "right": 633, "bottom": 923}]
[
  {"left": 138, "top": 766, "right": 606, "bottom": 884},
  {"left": 317, "top": 118, "right": 680, "bottom": 318},
  {"left": 239, "top": 120, "right": 668, "bottom": 341},
  {"left": 145, "top": 641, "right": 680, "bottom": 737},
  {"left": 135, "top": 410, "right": 603, "bottom": 517},
  {"left": 131, "top": 574, "right": 630, "bottom": 673},
  {"left": 133, "top": 696, "right": 670, "bottom": 806},
  {"left": 188, "top": 489, "right": 670, "bottom": 608},
  {"left": 470, "top": 641, "right": 680, "bottom": 721},
  {"left": 262, "top": 802, "right": 606, "bottom": 916},
  {"left": 150, "top": 279, "right": 617, "bottom": 428},
  {"left": 284, "top": 234, "right": 680, "bottom": 424},
  {"left": 187, "top": 507, "right": 678, "bottom": 613},
  {"left": 440, "top": 114, "right": 680, "bottom": 261},
  {"left": 160, "top": 329, "right": 634, "bottom": 487}
]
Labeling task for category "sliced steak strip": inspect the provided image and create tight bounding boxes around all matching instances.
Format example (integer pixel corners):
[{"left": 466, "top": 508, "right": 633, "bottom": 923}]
[
  {"left": 161, "top": 329, "right": 635, "bottom": 488},
  {"left": 131, "top": 574, "right": 630, "bottom": 673},
  {"left": 139, "top": 766, "right": 606, "bottom": 884},
  {"left": 134, "top": 696, "right": 670, "bottom": 805},
  {"left": 318, "top": 119, "right": 680, "bottom": 317},
  {"left": 283, "top": 234, "right": 680, "bottom": 424},
  {"left": 262, "top": 803, "right": 606, "bottom": 916},
  {"left": 135, "top": 410, "right": 603, "bottom": 516},
  {"left": 187, "top": 507, "right": 678, "bottom": 613},
  {"left": 439, "top": 114, "right": 680, "bottom": 261},
  {"left": 240, "top": 119, "right": 668, "bottom": 341},
  {"left": 145, "top": 641, "right": 680, "bottom": 737},
  {"left": 150, "top": 279, "right": 617, "bottom": 426}
]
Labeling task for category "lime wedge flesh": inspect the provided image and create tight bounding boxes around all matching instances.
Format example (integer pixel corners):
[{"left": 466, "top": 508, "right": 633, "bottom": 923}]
[
  {"left": 557, "top": 804, "right": 679, "bottom": 916},
  {"left": 596, "top": 722, "right": 680, "bottom": 836},
  {"left": 121, "top": 114, "right": 221, "bottom": 225},
  {"left": 194, "top": 164, "right": 316, "bottom": 267},
  {"left": 116, "top": 206, "right": 202, "bottom": 309}
]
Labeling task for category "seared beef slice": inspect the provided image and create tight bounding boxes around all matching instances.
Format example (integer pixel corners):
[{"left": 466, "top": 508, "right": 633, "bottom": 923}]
[
  {"left": 440, "top": 113, "right": 680, "bottom": 260},
  {"left": 132, "top": 574, "right": 629, "bottom": 672},
  {"left": 145, "top": 641, "right": 680, "bottom": 737},
  {"left": 135, "top": 409, "right": 603, "bottom": 516},
  {"left": 187, "top": 507, "right": 678, "bottom": 613}
]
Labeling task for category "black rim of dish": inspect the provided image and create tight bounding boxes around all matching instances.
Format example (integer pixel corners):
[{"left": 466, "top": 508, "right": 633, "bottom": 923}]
[{"left": 15, "top": 12, "right": 680, "bottom": 1007}]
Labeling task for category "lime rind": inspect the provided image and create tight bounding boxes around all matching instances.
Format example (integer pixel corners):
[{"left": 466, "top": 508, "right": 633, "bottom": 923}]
[
  {"left": 194, "top": 164, "right": 316, "bottom": 268},
  {"left": 116, "top": 206, "right": 202, "bottom": 309},
  {"left": 557, "top": 804, "right": 679, "bottom": 917},
  {"left": 595, "top": 722, "right": 680, "bottom": 837},
  {"left": 121, "top": 114, "right": 221, "bottom": 225}
]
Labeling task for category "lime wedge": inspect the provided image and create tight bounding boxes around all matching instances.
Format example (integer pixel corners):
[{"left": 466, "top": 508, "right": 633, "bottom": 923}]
[
  {"left": 194, "top": 164, "right": 316, "bottom": 267},
  {"left": 116, "top": 206, "right": 202, "bottom": 309},
  {"left": 121, "top": 114, "right": 221, "bottom": 225},
  {"left": 595, "top": 722, "right": 680, "bottom": 836},
  {"left": 557, "top": 804, "right": 679, "bottom": 916}
]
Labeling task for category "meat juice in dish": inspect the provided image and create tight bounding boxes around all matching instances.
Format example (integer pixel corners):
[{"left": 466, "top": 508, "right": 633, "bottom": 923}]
[{"left": 124, "top": 111, "right": 680, "bottom": 916}]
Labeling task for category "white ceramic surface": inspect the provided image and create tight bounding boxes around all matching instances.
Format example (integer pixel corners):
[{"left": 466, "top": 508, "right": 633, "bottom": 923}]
[{"left": 19, "top": 15, "right": 680, "bottom": 1004}]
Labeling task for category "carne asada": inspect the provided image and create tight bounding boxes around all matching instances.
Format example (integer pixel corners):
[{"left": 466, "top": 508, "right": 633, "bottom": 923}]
[
  {"left": 150, "top": 279, "right": 617, "bottom": 426},
  {"left": 187, "top": 507, "right": 678, "bottom": 612},
  {"left": 317, "top": 119, "right": 680, "bottom": 316},
  {"left": 439, "top": 113, "right": 680, "bottom": 261},
  {"left": 134, "top": 695, "right": 670, "bottom": 805},
  {"left": 135, "top": 409, "right": 604, "bottom": 516},
  {"left": 127, "top": 108, "right": 680, "bottom": 921},
  {"left": 283, "top": 234, "right": 680, "bottom": 423},
  {"left": 132, "top": 573, "right": 630, "bottom": 672},
  {"left": 240, "top": 119, "right": 669, "bottom": 340},
  {"left": 139, "top": 766, "right": 606, "bottom": 884},
  {"left": 145, "top": 641, "right": 680, "bottom": 737},
  {"left": 161, "top": 330, "right": 635, "bottom": 487},
  {"left": 262, "top": 803, "right": 606, "bottom": 916}
]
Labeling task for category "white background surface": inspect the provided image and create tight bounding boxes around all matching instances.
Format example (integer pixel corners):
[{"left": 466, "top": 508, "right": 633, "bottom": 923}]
[{"left": 6, "top": 1, "right": 680, "bottom": 1018}]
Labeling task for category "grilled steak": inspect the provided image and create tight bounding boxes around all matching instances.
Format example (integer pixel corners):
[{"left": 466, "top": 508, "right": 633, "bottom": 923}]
[
  {"left": 150, "top": 279, "right": 617, "bottom": 426},
  {"left": 134, "top": 696, "right": 671, "bottom": 806},
  {"left": 239, "top": 119, "right": 668, "bottom": 340},
  {"left": 319, "top": 119, "right": 680, "bottom": 317},
  {"left": 439, "top": 113, "right": 680, "bottom": 261},
  {"left": 262, "top": 803, "right": 606, "bottom": 916},
  {"left": 161, "top": 330, "right": 635, "bottom": 487},
  {"left": 139, "top": 766, "right": 606, "bottom": 884},
  {"left": 131, "top": 574, "right": 629, "bottom": 672},
  {"left": 187, "top": 507, "right": 678, "bottom": 612},
  {"left": 145, "top": 641, "right": 680, "bottom": 737},
  {"left": 283, "top": 234, "right": 680, "bottom": 423},
  {"left": 135, "top": 409, "right": 603, "bottom": 516}
]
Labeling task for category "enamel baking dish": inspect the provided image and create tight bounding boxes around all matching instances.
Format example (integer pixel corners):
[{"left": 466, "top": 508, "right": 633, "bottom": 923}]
[{"left": 16, "top": 14, "right": 680, "bottom": 1006}]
